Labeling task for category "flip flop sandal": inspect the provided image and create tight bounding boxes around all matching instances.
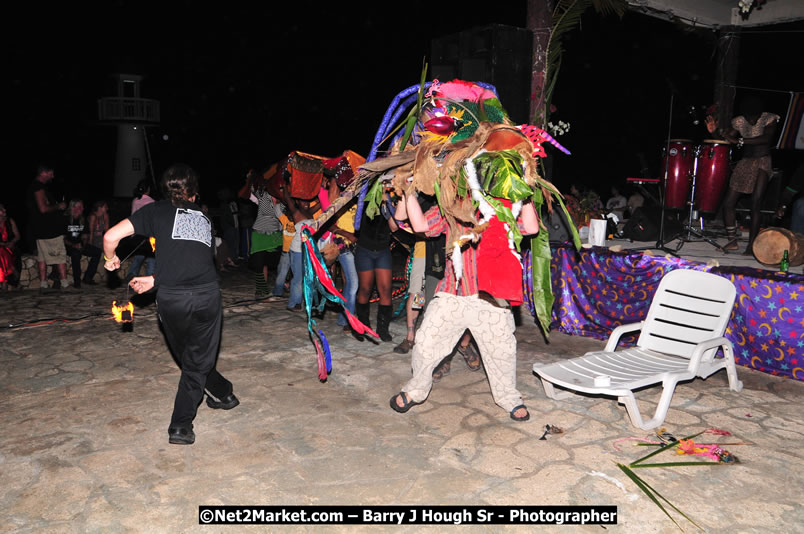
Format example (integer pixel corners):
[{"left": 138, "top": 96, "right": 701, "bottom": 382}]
[
  {"left": 458, "top": 344, "right": 481, "bottom": 371},
  {"left": 390, "top": 392, "right": 421, "bottom": 413},
  {"left": 510, "top": 404, "right": 530, "bottom": 422}
]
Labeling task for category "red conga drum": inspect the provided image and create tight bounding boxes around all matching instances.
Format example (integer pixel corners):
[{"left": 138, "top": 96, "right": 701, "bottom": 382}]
[
  {"left": 694, "top": 139, "right": 731, "bottom": 213},
  {"left": 661, "top": 139, "right": 694, "bottom": 209}
]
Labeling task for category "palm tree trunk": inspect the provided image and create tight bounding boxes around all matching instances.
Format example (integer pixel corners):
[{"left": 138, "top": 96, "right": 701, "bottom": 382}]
[{"left": 527, "top": 0, "right": 554, "bottom": 126}]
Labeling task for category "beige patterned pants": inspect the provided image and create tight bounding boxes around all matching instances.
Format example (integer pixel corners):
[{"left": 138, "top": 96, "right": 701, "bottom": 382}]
[{"left": 402, "top": 292, "right": 524, "bottom": 413}]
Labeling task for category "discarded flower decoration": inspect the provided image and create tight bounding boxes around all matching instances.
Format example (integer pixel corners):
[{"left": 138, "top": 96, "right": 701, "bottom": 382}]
[{"left": 617, "top": 429, "right": 745, "bottom": 531}]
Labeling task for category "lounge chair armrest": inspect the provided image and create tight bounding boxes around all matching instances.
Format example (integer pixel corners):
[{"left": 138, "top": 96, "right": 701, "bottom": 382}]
[
  {"left": 686, "top": 337, "right": 731, "bottom": 373},
  {"left": 604, "top": 321, "right": 644, "bottom": 352}
]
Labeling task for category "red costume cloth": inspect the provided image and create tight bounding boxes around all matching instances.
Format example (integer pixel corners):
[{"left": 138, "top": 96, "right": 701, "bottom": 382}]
[
  {"left": 288, "top": 152, "right": 325, "bottom": 199},
  {"left": 422, "top": 199, "right": 524, "bottom": 305},
  {"left": 0, "top": 220, "right": 15, "bottom": 283},
  {"left": 476, "top": 199, "right": 523, "bottom": 306}
]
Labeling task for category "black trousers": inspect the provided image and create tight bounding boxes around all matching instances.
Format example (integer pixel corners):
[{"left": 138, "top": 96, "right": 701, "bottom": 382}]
[
  {"left": 66, "top": 244, "right": 101, "bottom": 285},
  {"left": 248, "top": 249, "right": 281, "bottom": 272},
  {"left": 156, "top": 282, "right": 233, "bottom": 429}
]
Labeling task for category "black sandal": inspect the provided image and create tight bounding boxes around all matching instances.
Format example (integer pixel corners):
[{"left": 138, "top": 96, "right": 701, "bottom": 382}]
[
  {"left": 510, "top": 404, "right": 530, "bottom": 422},
  {"left": 458, "top": 343, "right": 481, "bottom": 371},
  {"left": 390, "top": 392, "right": 421, "bottom": 413},
  {"left": 432, "top": 358, "right": 451, "bottom": 382}
]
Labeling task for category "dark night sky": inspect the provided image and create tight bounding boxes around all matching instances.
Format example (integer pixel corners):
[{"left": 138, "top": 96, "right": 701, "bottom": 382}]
[{"left": 8, "top": 1, "right": 803, "bottom": 228}]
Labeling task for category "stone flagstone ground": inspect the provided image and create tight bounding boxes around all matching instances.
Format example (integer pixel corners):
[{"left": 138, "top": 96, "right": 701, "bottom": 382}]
[{"left": 1, "top": 266, "right": 802, "bottom": 533}]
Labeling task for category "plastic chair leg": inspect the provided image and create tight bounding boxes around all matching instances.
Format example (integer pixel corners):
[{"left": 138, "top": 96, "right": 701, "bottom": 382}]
[
  {"left": 540, "top": 378, "right": 575, "bottom": 400},
  {"left": 619, "top": 381, "right": 678, "bottom": 431}
]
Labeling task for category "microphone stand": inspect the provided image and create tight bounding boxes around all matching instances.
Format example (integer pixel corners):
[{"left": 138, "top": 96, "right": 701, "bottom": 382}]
[{"left": 631, "top": 93, "right": 679, "bottom": 256}]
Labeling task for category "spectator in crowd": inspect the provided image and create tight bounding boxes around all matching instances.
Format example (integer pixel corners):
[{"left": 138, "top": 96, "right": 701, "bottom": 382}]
[
  {"left": 626, "top": 192, "right": 644, "bottom": 219},
  {"left": 127, "top": 179, "right": 156, "bottom": 282},
  {"left": 606, "top": 186, "right": 627, "bottom": 221},
  {"left": 313, "top": 175, "right": 357, "bottom": 329},
  {"left": 27, "top": 164, "right": 68, "bottom": 292},
  {"left": 283, "top": 192, "right": 318, "bottom": 312},
  {"left": 330, "top": 199, "right": 359, "bottom": 332},
  {"left": 273, "top": 185, "right": 295, "bottom": 298},
  {"left": 217, "top": 186, "right": 240, "bottom": 263},
  {"left": 0, "top": 203, "right": 21, "bottom": 291},
  {"left": 249, "top": 177, "right": 283, "bottom": 300},
  {"left": 201, "top": 203, "right": 236, "bottom": 272},
  {"left": 64, "top": 199, "right": 101, "bottom": 288},
  {"left": 354, "top": 192, "right": 398, "bottom": 342},
  {"left": 236, "top": 169, "right": 258, "bottom": 261},
  {"left": 89, "top": 199, "right": 119, "bottom": 288},
  {"left": 775, "top": 163, "right": 804, "bottom": 234}
]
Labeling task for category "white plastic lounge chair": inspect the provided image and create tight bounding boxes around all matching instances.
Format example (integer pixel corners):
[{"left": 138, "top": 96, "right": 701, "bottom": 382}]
[{"left": 533, "top": 269, "right": 743, "bottom": 430}]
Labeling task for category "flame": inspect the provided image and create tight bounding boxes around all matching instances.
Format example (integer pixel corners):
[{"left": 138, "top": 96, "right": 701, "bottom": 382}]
[
  {"left": 149, "top": 237, "right": 156, "bottom": 252},
  {"left": 112, "top": 300, "right": 135, "bottom": 323}
]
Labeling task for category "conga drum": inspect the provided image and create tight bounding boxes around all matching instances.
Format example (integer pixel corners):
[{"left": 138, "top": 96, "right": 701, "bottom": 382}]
[
  {"left": 661, "top": 139, "right": 694, "bottom": 209},
  {"left": 752, "top": 227, "right": 804, "bottom": 267},
  {"left": 695, "top": 140, "right": 731, "bottom": 214}
]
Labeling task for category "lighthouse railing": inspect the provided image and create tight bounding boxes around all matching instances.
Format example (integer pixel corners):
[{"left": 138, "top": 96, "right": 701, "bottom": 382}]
[{"left": 98, "top": 97, "right": 160, "bottom": 123}]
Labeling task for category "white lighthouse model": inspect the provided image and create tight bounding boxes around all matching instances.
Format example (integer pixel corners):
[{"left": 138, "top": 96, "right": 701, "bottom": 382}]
[{"left": 98, "top": 74, "right": 160, "bottom": 197}]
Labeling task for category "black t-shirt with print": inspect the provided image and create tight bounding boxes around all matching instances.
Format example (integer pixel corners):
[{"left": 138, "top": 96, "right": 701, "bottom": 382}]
[
  {"left": 128, "top": 200, "right": 217, "bottom": 288},
  {"left": 64, "top": 215, "right": 87, "bottom": 247}
]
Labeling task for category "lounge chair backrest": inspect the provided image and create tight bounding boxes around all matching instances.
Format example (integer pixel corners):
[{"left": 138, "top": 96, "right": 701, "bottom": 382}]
[{"left": 637, "top": 269, "right": 736, "bottom": 360}]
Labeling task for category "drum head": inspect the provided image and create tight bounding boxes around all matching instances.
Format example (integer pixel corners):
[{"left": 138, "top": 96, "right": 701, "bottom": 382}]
[{"left": 702, "top": 139, "right": 728, "bottom": 144}]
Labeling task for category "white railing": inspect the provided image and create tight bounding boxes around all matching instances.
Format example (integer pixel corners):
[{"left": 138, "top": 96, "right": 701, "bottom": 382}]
[{"left": 98, "top": 97, "right": 160, "bottom": 123}]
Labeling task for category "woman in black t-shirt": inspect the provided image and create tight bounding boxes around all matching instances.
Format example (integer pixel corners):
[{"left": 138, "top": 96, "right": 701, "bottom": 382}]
[
  {"left": 354, "top": 194, "right": 398, "bottom": 342},
  {"left": 102, "top": 164, "right": 239, "bottom": 446}
]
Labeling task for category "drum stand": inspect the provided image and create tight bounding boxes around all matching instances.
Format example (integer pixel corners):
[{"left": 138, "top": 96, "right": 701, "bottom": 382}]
[{"left": 671, "top": 144, "right": 727, "bottom": 253}]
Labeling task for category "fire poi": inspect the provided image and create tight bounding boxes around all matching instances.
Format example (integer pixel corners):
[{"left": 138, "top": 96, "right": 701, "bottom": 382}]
[
  {"left": 112, "top": 300, "right": 134, "bottom": 323},
  {"left": 108, "top": 235, "right": 154, "bottom": 327}
]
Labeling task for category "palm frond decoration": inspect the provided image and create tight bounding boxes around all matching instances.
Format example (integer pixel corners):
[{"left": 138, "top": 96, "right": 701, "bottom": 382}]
[
  {"left": 400, "top": 58, "right": 428, "bottom": 151},
  {"left": 543, "top": 0, "right": 626, "bottom": 123},
  {"left": 473, "top": 150, "right": 534, "bottom": 203}
]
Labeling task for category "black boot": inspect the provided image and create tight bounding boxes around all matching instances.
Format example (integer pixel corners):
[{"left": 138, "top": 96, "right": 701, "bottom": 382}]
[
  {"left": 353, "top": 302, "right": 371, "bottom": 341},
  {"left": 377, "top": 304, "right": 393, "bottom": 342}
]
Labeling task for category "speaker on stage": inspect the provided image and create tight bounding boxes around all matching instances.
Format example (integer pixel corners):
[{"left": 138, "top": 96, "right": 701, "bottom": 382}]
[
  {"left": 430, "top": 24, "right": 532, "bottom": 124},
  {"left": 546, "top": 207, "right": 574, "bottom": 243},
  {"left": 623, "top": 207, "right": 682, "bottom": 242}
]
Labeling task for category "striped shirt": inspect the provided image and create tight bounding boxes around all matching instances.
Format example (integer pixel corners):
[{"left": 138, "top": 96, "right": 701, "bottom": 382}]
[
  {"left": 420, "top": 205, "right": 532, "bottom": 299},
  {"left": 251, "top": 192, "right": 282, "bottom": 235},
  {"left": 422, "top": 207, "right": 479, "bottom": 297}
]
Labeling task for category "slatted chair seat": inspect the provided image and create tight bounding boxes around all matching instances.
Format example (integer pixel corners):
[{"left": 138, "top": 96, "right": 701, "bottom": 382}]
[{"left": 533, "top": 269, "right": 743, "bottom": 430}]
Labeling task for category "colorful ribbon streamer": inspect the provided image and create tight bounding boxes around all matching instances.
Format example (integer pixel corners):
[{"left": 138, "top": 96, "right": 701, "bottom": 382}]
[{"left": 300, "top": 225, "right": 379, "bottom": 380}]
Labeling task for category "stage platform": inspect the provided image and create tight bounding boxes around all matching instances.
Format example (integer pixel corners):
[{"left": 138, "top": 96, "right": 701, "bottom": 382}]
[
  {"left": 524, "top": 232, "right": 804, "bottom": 383},
  {"left": 614, "top": 234, "right": 798, "bottom": 273}
]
